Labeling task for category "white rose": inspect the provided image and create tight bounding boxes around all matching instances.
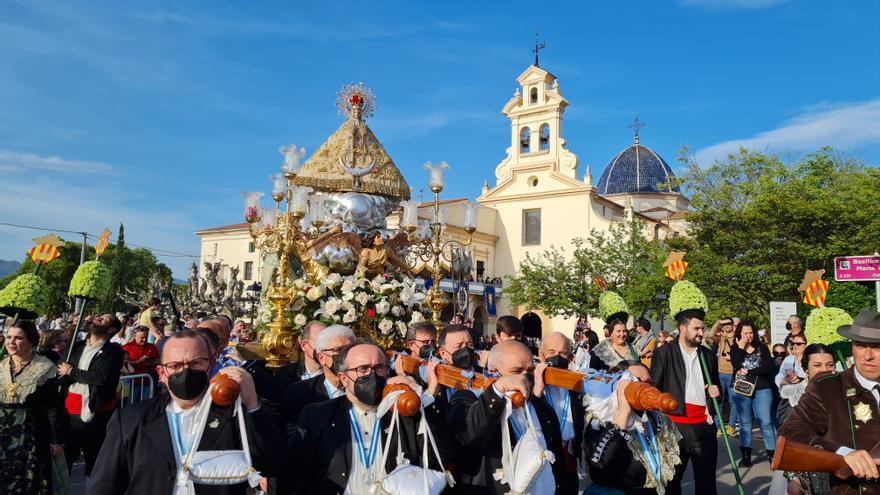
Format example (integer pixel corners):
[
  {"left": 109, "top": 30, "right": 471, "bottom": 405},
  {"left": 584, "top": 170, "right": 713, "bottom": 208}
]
[
  {"left": 356, "top": 292, "right": 370, "bottom": 306},
  {"left": 410, "top": 312, "right": 425, "bottom": 324},
  {"left": 294, "top": 313, "right": 307, "bottom": 327},
  {"left": 376, "top": 300, "right": 390, "bottom": 315},
  {"left": 341, "top": 279, "right": 355, "bottom": 293},
  {"left": 398, "top": 287, "right": 413, "bottom": 305},
  {"left": 391, "top": 305, "right": 404, "bottom": 317},
  {"left": 343, "top": 310, "right": 357, "bottom": 323},
  {"left": 306, "top": 286, "right": 325, "bottom": 301},
  {"left": 324, "top": 297, "right": 342, "bottom": 315},
  {"left": 395, "top": 321, "right": 407, "bottom": 335},
  {"left": 378, "top": 318, "right": 393, "bottom": 334},
  {"left": 323, "top": 273, "right": 342, "bottom": 287},
  {"left": 341, "top": 301, "right": 355, "bottom": 313}
]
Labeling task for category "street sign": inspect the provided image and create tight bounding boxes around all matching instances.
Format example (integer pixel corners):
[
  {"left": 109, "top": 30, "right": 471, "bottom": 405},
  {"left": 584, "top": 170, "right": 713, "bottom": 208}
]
[
  {"left": 834, "top": 255, "right": 880, "bottom": 282},
  {"left": 770, "top": 301, "right": 797, "bottom": 345}
]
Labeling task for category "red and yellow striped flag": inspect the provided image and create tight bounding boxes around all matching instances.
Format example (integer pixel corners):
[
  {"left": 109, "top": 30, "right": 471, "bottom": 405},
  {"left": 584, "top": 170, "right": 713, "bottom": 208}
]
[
  {"left": 95, "top": 228, "right": 111, "bottom": 257},
  {"left": 28, "top": 234, "right": 64, "bottom": 264},
  {"left": 803, "top": 279, "right": 829, "bottom": 307},
  {"left": 663, "top": 251, "right": 688, "bottom": 281}
]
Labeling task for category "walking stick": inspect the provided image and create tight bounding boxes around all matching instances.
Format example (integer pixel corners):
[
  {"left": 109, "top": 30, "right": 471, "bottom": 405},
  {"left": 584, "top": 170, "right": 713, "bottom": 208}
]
[{"left": 699, "top": 351, "right": 745, "bottom": 495}]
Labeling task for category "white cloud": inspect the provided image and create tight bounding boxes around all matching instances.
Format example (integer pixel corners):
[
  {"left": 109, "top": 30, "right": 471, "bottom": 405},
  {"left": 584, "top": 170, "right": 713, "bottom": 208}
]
[
  {"left": 693, "top": 98, "right": 880, "bottom": 165},
  {"left": 0, "top": 150, "right": 115, "bottom": 173},
  {"left": 679, "top": 0, "right": 792, "bottom": 10}
]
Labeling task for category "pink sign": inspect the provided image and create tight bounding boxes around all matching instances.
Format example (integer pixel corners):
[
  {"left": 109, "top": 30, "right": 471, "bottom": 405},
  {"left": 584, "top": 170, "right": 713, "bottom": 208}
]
[{"left": 834, "top": 255, "right": 880, "bottom": 282}]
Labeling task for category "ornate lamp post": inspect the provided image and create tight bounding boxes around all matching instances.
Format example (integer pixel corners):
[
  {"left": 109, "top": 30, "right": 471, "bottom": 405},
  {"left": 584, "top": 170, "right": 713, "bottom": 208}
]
[
  {"left": 241, "top": 145, "right": 313, "bottom": 368},
  {"left": 401, "top": 162, "right": 477, "bottom": 325}
]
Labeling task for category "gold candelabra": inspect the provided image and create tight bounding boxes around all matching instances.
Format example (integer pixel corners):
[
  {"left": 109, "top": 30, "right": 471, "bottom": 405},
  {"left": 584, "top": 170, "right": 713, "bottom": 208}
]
[
  {"left": 401, "top": 163, "right": 477, "bottom": 325},
  {"left": 242, "top": 147, "right": 321, "bottom": 368}
]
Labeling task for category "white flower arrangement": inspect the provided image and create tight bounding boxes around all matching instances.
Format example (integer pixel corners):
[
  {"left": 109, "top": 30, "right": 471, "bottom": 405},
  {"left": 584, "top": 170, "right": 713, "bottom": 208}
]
[{"left": 375, "top": 299, "right": 391, "bottom": 315}]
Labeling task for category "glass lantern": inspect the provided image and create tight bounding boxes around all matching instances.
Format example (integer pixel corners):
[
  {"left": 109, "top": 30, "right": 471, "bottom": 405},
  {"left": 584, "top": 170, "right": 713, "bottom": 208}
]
[
  {"left": 259, "top": 208, "right": 277, "bottom": 230},
  {"left": 270, "top": 174, "right": 287, "bottom": 202},
  {"left": 462, "top": 201, "right": 479, "bottom": 230},
  {"left": 399, "top": 200, "right": 419, "bottom": 230},
  {"left": 291, "top": 186, "right": 312, "bottom": 216},
  {"left": 424, "top": 161, "right": 449, "bottom": 192},
  {"left": 280, "top": 144, "right": 306, "bottom": 177},
  {"left": 241, "top": 192, "right": 264, "bottom": 223}
]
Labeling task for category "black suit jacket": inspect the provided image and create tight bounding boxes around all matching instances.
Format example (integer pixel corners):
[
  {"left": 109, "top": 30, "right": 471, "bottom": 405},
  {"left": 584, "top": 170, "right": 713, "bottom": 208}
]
[
  {"left": 88, "top": 393, "right": 283, "bottom": 495},
  {"left": 61, "top": 339, "right": 125, "bottom": 413},
  {"left": 650, "top": 342, "right": 720, "bottom": 417},
  {"left": 287, "top": 396, "right": 430, "bottom": 495},
  {"left": 284, "top": 374, "right": 332, "bottom": 433},
  {"left": 447, "top": 389, "right": 577, "bottom": 494}
]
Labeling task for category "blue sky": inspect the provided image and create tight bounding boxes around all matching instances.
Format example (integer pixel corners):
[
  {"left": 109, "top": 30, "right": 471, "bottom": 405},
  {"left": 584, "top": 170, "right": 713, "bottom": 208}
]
[{"left": 1, "top": 0, "right": 878, "bottom": 277}]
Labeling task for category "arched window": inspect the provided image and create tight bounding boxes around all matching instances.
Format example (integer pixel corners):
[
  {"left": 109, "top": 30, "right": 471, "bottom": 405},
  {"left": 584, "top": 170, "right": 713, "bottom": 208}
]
[
  {"left": 539, "top": 124, "right": 550, "bottom": 150},
  {"left": 530, "top": 87, "right": 538, "bottom": 104},
  {"left": 520, "top": 127, "right": 531, "bottom": 153}
]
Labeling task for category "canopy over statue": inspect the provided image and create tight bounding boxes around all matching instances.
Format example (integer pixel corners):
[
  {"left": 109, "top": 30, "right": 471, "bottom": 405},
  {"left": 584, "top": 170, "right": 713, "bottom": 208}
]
[{"left": 293, "top": 82, "right": 411, "bottom": 201}]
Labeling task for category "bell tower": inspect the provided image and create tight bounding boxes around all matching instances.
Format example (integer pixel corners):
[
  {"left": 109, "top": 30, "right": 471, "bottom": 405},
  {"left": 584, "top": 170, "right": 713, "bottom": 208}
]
[{"left": 492, "top": 64, "right": 579, "bottom": 186}]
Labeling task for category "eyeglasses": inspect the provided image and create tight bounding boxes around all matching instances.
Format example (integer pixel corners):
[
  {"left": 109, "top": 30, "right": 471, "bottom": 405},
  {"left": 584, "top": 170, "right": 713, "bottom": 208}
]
[
  {"left": 161, "top": 357, "right": 211, "bottom": 374},
  {"left": 344, "top": 364, "right": 389, "bottom": 378},
  {"left": 789, "top": 342, "right": 806, "bottom": 347},
  {"left": 411, "top": 339, "right": 436, "bottom": 346},
  {"left": 319, "top": 345, "right": 348, "bottom": 356}
]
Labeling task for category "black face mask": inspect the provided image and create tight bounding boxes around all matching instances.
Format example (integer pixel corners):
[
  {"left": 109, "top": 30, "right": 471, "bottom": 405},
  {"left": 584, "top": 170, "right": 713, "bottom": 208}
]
[
  {"left": 785, "top": 322, "right": 792, "bottom": 331},
  {"left": 167, "top": 368, "right": 209, "bottom": 401},
  {"left": 353, "top": 372, "right": 386, "bottom": 406},
  {"left": 418, "top": 343, "right": 437, "bottom": 360},
  {"left": 545, "top": 355, "right": 569, "bottom": 369},
  {"left": 451, "top": 347, "right": 475, "bottom": 369}
]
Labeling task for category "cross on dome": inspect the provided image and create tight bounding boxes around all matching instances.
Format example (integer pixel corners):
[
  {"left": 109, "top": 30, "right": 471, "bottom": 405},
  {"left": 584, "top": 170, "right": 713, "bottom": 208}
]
[{"left": 628, "top": 116, "right": 645, "bottom": 144}]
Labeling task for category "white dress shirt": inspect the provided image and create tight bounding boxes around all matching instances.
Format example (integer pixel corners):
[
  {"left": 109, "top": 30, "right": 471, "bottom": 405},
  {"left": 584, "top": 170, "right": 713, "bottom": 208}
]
[
  {"left": 679, "top": 343, "right": 707, "bottom": 407},
  {"left": 345, "top": 404, "right": 385, "bottom": 495}
]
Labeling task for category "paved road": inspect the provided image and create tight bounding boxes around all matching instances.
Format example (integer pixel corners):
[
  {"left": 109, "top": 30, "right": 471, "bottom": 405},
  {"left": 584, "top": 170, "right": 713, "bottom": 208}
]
[{"left": 70, "top": 432, "right": 772, "bottom": 494}]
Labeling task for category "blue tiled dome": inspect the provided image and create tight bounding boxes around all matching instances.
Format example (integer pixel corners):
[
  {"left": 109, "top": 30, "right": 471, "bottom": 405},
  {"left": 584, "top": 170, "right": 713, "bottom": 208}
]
[{"left": 596, "top": 143, "right": 679, "bottom": 195}]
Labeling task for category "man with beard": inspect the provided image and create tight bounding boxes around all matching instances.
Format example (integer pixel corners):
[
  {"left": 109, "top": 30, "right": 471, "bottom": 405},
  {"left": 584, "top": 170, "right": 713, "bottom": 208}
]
[
  {"left": 448, "top": 340, "right": 574, "bottom": 494},
  {"left": 89, "top": 330, "right": 283, "bottom": 495},
  {"left": 533, "top": 332, "right": 584, "bottom": 494},
  {"left": 650, "top": 308, "right": 721, "bottom": 495},
  {"left": 288, "top": 341, "right": 437, "bottom": 494},
  {"left": 284, "top": 324, "right": 356, "bottom": 430},
  {"left": 58, "top": 313, "right": 125, "bottom": 477}
]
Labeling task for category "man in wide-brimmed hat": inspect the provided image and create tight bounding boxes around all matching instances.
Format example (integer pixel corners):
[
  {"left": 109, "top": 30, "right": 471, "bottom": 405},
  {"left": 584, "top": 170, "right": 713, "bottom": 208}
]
[{"left": 779, "top": 308, "right": 880, "bottom": 495}]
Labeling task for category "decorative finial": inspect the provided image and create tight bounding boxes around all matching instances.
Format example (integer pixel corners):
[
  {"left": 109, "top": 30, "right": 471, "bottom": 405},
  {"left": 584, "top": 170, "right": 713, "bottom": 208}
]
[
  {"left": 533, "top": 32, "right": 545, "bottom": 67},
  {"left": 628, "top": 116, "right": 645, "bottom": 145},
  {"left": 336, "top": 82, "right": 377, "bottom": 121}
]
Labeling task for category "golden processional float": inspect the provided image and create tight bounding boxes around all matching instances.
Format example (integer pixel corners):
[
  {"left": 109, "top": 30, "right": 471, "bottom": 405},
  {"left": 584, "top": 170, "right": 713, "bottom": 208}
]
[{"left": 242, "top": 83, "right": 478, "bottom": 368}]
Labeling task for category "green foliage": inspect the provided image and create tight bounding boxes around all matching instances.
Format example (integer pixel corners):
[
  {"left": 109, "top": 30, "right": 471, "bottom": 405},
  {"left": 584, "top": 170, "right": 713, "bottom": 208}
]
[
  {"left": 674, "top": 146, "right": 880, "bottom": 326},
  {"left": 598, "top": 291, "right": 628, "bottom": 321},
  {"left": 805, "top": 306, "right": 852, "bottom": 345},
  {"left": 0, "top": 274, "right": 50, "bottom": 319},
  {"left": 68, "top": 260, "right": 112, "bottom": 300},
  {"left": 824, "top": 281, "right": 876, "bottom": 318},
  {"left": 505, "top": 219, "right": 668, "bottom": 319},
  {"left": 668, "top": 280, "right": 709, "bottom": 317}
]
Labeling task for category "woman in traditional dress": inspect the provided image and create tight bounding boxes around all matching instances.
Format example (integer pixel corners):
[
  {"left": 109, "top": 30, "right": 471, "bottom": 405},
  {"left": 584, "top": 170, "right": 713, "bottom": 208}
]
[
  {"left": 593, "top": 318, "right": 640, "bottom": 369},
  {"left": 0, "top": 320, "right": 66, "bottom": 495}
]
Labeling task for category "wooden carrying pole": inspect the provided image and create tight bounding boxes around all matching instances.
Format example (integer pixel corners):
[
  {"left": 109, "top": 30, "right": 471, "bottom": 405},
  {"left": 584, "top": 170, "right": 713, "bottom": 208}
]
[{"left": 771, "top": 436, "right": 855, "bottom": 479}]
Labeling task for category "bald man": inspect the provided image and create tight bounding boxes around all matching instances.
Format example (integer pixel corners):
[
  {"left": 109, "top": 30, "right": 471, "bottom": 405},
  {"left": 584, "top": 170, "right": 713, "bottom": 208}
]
[
  {"left": 288, "top": 342, "right": 443, "bottom": 494},
  {"left": 448, "top": 340, "right": 575, "bottom": 494},
  {"left": 534, "top": 332, "right": 584, "bottom": 494}
]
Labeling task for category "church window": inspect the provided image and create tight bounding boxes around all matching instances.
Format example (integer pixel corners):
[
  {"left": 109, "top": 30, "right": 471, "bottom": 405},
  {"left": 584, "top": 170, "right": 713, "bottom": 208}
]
[
  {"left": 244, "top": 261, "right": 253, "bottom": 281},
  {"left": 522, "top": 209, "right": 541, "bottom": 246},
  {"left": 530, "top": 87, "right": 538, "bottom": 104},
  {"left": 539, "top": 124, "right": 550, "bottom": 150},
  {"left": 520, "top": 127, "right": 531, "bottom": 153}
]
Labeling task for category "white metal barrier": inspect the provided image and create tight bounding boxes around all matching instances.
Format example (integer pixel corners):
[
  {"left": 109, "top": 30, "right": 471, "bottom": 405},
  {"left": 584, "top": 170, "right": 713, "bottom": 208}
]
[{"left": 119, "top": 373, "right": 154, "bottom": 407}]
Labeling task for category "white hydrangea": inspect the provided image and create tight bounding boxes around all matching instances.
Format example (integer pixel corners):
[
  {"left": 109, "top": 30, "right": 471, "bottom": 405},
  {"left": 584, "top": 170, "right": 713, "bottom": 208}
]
[{"left": 375, "top": 300, "right": 391, "bottom": 315}]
